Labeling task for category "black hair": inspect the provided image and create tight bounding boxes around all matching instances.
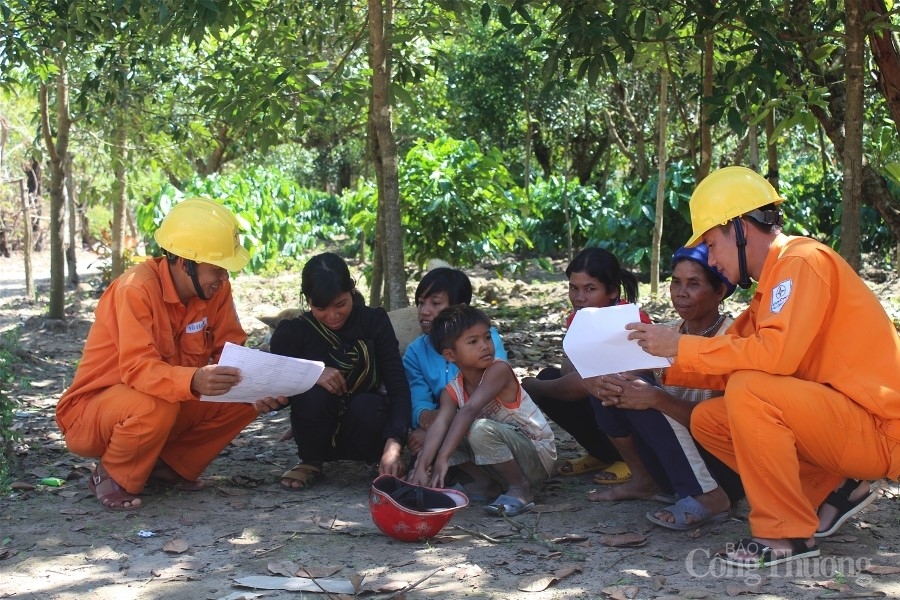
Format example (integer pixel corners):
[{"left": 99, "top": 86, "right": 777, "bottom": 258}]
[
  {"left": 565, "top": 247, "right": 639, "bottom": 304},
  {"left": 414, "top": 267, "right": 473, "bottom": 306},
  {"left": 301, "top": 252, "right": 357, "bottom": 308},
  {"left": 429, "top": 305, "right": 491, "bottom": 353}
]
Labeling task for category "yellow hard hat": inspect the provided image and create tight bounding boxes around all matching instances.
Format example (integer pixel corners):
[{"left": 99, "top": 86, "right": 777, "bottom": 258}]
[
  {"left": 685, "top": 166, "right": 784, "bottom": 247},
  {"left": 153, "top": 197, "right": 251, "bottom": 271}
]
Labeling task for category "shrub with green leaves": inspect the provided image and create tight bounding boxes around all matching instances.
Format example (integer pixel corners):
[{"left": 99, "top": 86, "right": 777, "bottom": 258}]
[
  {"left": 137, "top": 166, "right": 345, "bottom": 273},
  {"left": 0, "top": 329, "right": 22, "bottom": 488},
  {"left": 399, "top": 137, "right": 531, "bottom": 268}
]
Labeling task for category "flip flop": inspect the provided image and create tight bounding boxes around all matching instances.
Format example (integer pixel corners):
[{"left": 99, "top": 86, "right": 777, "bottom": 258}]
[
  {"left": 815, "top": 479, "right": 879, "bottom": 538},
  {"left": 592, "top": 461, "right": 632, "bottom": 485},
  {"left": 484, "top": 494, "right": 535, "bottom": 517},
  {"left": 645, "top": 495, "right": 729, "bottom": 531},
  {"left": 717, "top": 537, "right": 820, "bottom": 568},
  {"left": 556, "top": 455, "right": 610, "bottom": 476}
]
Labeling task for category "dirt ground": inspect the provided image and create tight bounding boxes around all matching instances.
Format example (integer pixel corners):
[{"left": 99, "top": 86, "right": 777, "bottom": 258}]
[{"left": 1, "top": 249, "right": 899, "bottom": 600}]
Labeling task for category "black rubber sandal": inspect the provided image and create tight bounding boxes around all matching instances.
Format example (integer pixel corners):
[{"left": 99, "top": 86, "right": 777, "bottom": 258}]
[{"left": 815, "top": 479, "right": 879, "bottom": 538}]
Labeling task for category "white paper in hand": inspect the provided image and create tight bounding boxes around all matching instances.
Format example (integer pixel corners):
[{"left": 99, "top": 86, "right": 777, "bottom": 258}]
[
  {"left": 563, "top": 304, "right": 669, "bottom": 378},
  {"left": 201, "top": 342, "right": 325, "bottom": 403}
]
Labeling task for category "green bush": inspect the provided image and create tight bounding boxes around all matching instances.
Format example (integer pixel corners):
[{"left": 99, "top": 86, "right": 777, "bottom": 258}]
[
  {"left": 399, "top": 137, "right": 531, "bottom": 268},
  {"left": 0, "top": 328, "right": 22, "bottom": 489},
  {"left": 137, "top": 166, "right": 345, "bottom": 273}
]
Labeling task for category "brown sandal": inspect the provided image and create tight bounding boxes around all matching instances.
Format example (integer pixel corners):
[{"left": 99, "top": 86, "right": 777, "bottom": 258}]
[
  {"left": 88, "top": 464, "right": 142, "bottom": 511},
  {"left": 280, "top": 462, "right": 323, "bottom": 491}
]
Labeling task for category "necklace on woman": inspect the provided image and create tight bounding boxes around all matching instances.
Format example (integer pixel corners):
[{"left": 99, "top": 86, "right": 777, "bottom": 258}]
[{"left": 684, "top": 313, "right": 725, "bottom": 337}]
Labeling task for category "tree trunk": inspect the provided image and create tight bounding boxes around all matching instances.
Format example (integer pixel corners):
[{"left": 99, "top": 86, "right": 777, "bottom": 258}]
[
  {"left": 652, "top": 67, "right": 669, "bottom": 295},
  {"left": 765, "top": 112, "right": 780, "bottom": 190},
  {"left": 40, "top": 62, "right": 71, "bottom": 320},
  {"left": 699, "top": 32, "right": 713, "bottom": 179},
  {"left": 19, "top": 178, "right": 34, "bottom": 299},
  {"left": 840, "top": 0, "right": 864, "bottom": 270},
  {"left": 367, "top": 0, "right": 406, "bottom": 310},
  {"left": 64, "top": 152, "right": 78, "bottom": 285},
  {"left": 863, "top": 0, "right": 900, "bottom": 133},
  {"left": 110, "top": 110, "right": 129, "bottom": 279}
]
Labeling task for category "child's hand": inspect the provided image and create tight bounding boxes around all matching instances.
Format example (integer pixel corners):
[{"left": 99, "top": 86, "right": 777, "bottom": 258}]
[
  {"left": 429, "top": 458, "right": 450, "bottom": 488},
  {"left": 407, "top": 468, "right": 429, "bottom": 487}
]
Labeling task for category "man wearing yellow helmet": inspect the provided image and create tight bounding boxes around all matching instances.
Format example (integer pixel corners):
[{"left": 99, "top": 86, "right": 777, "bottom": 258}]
[
  {"left": 56, "top": 198, "right": 288, "bottom": 511},
  {"left": 627, "top": 166, "right": 900, "bottom": 567}
]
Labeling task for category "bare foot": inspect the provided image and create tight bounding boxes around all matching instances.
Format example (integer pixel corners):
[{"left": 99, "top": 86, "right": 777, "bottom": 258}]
[
  {"left": 149, "top": 461, "right": 205, "bottom": 491},
  {"left": 651, "top": 486, "right": 729, "bottom": 525},
  {"left": 587, "top": 477, "right": 661, "bottom": 502}
]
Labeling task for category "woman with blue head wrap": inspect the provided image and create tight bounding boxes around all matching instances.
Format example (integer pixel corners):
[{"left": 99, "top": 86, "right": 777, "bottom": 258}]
[{"left": 581, "top": 244, "right": 744, "bottom": 530}]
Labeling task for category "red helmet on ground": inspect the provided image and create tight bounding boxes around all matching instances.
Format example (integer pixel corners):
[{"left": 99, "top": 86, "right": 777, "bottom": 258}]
[{"left": 369, "top": 475, "right": 469, "bottom": 542}]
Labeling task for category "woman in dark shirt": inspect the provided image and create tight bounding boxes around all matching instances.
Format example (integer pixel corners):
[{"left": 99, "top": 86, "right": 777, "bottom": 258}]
[{"left": 270, "top": 252, "right": 410, "bottom": 490}]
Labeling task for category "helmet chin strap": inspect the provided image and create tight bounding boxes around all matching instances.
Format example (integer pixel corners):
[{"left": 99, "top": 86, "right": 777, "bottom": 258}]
[
  {"left": 732, "top": 218, "right": 753, "bottom": 289},
  {"left": 184, "top": 259, "right": 208, "bottom": 301}
]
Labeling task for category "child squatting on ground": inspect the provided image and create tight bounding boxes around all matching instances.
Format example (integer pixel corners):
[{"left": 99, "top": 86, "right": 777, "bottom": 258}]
[{"left": 407, "top": 305, "right": 556, "bottom": 517}]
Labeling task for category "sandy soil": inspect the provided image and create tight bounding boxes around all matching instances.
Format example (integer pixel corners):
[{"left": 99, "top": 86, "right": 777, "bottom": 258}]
[{"left": 1, "top": 249, "right": 899, "bottom": 600}]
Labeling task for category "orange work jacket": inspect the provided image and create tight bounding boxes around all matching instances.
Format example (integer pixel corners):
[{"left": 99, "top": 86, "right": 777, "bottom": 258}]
[
  {"left": 56, "top": 257, "right": 246, "bottom": 432},
  {"left": 671, "top": 235, "right": 900, "bottom": 442}
]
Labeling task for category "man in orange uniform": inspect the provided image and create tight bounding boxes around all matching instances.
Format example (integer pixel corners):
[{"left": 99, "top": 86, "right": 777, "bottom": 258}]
[
  {"left": 627, "top": 166, "right": 900, "bottom": 567},
  {"left": 57, "top": 197, "right": 287, "bottom": 511}
]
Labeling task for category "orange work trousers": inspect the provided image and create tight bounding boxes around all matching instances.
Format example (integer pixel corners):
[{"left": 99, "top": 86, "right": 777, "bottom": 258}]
[
  {"left": 691, "top": 370, "right": 900, "bottom": 539},
  {"left": 61, "top": 384, "right": 258, "bottom": 494}
]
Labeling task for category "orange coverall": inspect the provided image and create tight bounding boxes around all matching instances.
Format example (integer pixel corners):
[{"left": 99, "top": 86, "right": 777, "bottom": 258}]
[
  {"left": 56, "top": 258, "right": 257, "bottom": 494},
  {"left": 668, "top": 235, "right": 900, "bottom": 539}
]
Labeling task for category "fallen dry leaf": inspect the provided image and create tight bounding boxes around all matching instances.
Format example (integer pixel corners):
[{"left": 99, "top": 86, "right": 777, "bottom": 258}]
[
  {"left": 601, "top": 584, "right": 639, "bottom": 599},
  {"left": 267, "top": 561, "right": 299, "bottom": 577},
  {"left": 58, "top": 508, "right": 88, "bottom": 515},
  {"left": 162, "top": 538, "right": 190, "bottom": 554},
  {"left": 599, "top": 533, "right": 648, "bottom": 548},
  {"left": 553, "top": 564, "right": 582, "bottom": 579},
  {"left": 518, "top": 574, "right": 557, "bottom": 592},
  {"left": 815, "top": 580, "right": 850, "bottom": 592},
  {"left": 349, "top": 573, "right": 365, "bottom": 593},
  {"left": 863, "top": 565, "right": 900, "bottom": 575},
  {"left": 10, "top": 482, "right": 35, "bottom": 491},
  {"left": 296, "top": 565, "right": 342, "bottom": 578}
]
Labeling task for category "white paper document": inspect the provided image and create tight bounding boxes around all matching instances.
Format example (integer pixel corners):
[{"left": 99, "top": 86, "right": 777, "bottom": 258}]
[
  {"left": 563, "top": 304, "right": 670, "bottom": 378},
  {"left": 200, "top": 342, "right": 325, "bottom": 403}
]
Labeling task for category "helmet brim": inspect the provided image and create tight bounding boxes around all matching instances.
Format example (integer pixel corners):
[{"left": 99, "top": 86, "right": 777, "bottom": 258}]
[{"left": 207, "top": 246, "right": 251, "bottom": 272}]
